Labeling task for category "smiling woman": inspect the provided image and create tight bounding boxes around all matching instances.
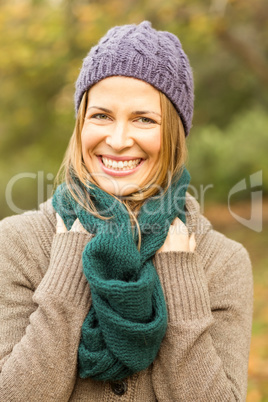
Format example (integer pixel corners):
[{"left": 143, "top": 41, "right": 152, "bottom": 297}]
[
  {"left": 80, "top": 76, "right": 162, "bottom": 196},
  {"left": 55, "top": 77, "right": 187, "bottom": 220},
  {"left": 0, "top": 21, "right": 253, "bottom": 402}
]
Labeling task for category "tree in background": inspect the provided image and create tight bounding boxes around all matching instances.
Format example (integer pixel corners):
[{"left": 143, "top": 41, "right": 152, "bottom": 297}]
[{"left": 0, "top": 0, "right": 267, "bottom": 217}]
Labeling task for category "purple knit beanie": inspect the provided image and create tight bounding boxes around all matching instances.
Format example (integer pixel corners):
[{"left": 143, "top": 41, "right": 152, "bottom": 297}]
[{"left": 75, "top": 21, "right": 194, "bottom": 136}]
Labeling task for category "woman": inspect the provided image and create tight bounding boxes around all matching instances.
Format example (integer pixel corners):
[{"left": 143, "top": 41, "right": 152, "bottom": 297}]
[{"left": 0, "top": 21, "right": 253, "bottom": 401}]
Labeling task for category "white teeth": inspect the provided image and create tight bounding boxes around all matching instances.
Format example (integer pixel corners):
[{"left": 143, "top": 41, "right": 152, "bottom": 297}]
[{"left": 101, "top": 157, "right": 141, "bottom": 170}]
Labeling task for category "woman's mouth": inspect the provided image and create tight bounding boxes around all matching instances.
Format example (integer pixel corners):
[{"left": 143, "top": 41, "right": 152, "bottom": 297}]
[
  {"left": 102, "top": 156, "right": 141, "bottom": 170},
  {"left": 98, "top": 156, "right": 144, "bottom": 176}
]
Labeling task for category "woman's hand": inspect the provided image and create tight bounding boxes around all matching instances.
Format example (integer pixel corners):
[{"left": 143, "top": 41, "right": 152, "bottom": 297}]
[
  {"left": 156, "top": 217, "right": 196, "bottom": 254},
  {"left": 56, "top": 213, "right": 88, "bottom": 234}
]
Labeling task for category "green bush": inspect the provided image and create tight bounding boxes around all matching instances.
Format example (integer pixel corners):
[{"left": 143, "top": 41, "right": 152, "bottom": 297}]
[{"left": 187, "top": 107, "right": 268, "bottom": 203}]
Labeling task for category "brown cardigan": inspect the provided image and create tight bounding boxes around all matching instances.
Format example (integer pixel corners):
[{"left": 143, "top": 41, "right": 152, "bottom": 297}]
[{"left": 0, "top": 193, "right": 253, "bottom": 401}]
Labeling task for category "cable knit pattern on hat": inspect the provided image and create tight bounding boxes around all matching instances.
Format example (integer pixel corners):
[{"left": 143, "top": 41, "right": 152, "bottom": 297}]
[
  {"left": 74, "top": 21, "right": 194, "bottom": 136},
  {"left": 52, "top": 166, "right": 191, "bottom": 381}
]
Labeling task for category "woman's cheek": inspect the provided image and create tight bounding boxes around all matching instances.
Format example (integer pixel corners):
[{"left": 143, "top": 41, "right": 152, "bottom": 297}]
[
  {"left": 153, "top": 133, "right": 161, "bottom": 154},
  {"left": 142, "top": 130, "right": 161, "bottom": 155},
  {"left": 81, "top": 126, "right": 100, "bottom": 151}
]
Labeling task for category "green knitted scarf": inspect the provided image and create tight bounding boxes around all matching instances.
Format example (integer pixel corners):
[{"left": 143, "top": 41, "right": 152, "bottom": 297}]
[{"left": 52, "top": 166, "right": 190, "bottom": 381}]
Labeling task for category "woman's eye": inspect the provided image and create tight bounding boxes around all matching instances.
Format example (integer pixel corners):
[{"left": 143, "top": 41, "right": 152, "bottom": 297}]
[
  {"left": 136, "top": 117, "right": 155, "bottom": 124},
  {"left": 92, "top": 113, "right": 109, "bottom": 120}
]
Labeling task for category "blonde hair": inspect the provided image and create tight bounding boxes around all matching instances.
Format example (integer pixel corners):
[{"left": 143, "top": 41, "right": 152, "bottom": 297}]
[{"left": 53, "top": 88, "right": 188, "bottom": 238}]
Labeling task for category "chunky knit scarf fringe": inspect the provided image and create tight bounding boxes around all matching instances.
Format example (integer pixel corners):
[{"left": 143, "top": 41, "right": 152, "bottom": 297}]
[{"left": 52, "top": 166, "right": 190, "bottom": 381}]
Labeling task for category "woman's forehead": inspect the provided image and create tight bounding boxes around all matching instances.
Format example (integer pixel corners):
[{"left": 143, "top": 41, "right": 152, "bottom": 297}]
[{"left": 87, "top": 76, "right": 161, "bottom": 112}]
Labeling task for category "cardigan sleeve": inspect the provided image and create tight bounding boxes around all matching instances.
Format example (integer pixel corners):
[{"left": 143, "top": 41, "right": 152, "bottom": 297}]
[
  {"left": 0, "top": 216, "right": 92, "bottom": 401},
  {"left": 152, "top": 237, "right": 253, "bottom": 401}
]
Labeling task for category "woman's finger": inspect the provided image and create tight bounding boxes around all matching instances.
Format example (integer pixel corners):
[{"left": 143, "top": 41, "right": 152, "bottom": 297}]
[
  {"left": 70, "top": 218, "right": 88, "bottom": 233},
  {"left": 170, "top": 217, "right": 188, "bottom": 236},
  {"left": 189, "top": 232, "right": 196, "bottom": 252},
  {"left": 56, "top": 213, "right": 67, "bottom": 233}
]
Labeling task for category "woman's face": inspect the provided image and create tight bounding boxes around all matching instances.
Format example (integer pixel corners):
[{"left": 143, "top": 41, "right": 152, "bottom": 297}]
[{"left": 81, "top": 76, "right": 161, "bottom": 196}]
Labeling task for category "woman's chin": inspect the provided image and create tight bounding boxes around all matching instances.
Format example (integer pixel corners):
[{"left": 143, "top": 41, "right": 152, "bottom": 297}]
[{"left": 91, "top": 175, "right": 143, "bottom": 197}]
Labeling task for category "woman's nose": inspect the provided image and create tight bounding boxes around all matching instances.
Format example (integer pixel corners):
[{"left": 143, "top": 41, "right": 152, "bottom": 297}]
[{"left": 105, "top": 122, "right": 134, "bottom": 150}]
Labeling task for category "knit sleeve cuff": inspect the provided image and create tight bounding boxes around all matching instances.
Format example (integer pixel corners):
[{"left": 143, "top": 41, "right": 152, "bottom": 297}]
[
  {"left": 154, "top": 252, "right": 212, "bottom": 323},
  {"left": 34, "top": 232, "right": 93, "bottom": 307}
]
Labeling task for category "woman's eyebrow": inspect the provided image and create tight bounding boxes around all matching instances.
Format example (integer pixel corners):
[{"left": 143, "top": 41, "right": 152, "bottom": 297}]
[
  {"left": 132, "top": 111, "right": 161, "bottom": 117},
  {"left": 87, "top": 106, "right": 161, "bottom": 118},
  {"left": 87, "top": 106, "right": 112, "bottom": 113}
]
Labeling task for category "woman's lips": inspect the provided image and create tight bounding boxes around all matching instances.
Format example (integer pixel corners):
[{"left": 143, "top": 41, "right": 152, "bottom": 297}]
[
  {"left": 101, "top": 154, "right": 141, "bottom": 161},
  {"left": 97, "top": 156, "right": 144, "bottom": 177}
]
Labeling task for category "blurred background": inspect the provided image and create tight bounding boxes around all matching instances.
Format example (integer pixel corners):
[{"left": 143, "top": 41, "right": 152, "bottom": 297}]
[{"left": 0, "top": 0, "right": 267, "bottom": 399}]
